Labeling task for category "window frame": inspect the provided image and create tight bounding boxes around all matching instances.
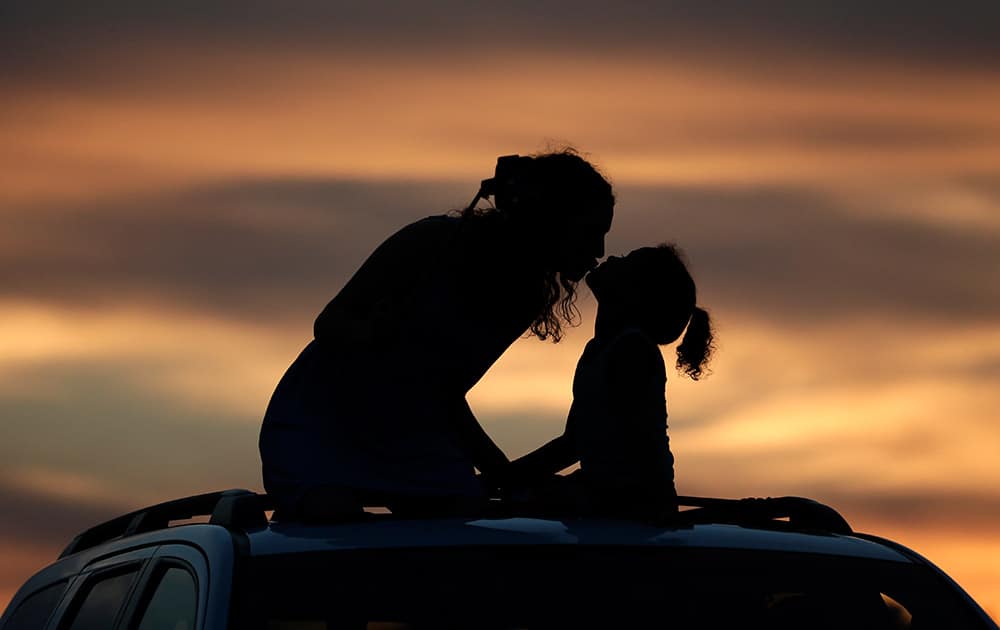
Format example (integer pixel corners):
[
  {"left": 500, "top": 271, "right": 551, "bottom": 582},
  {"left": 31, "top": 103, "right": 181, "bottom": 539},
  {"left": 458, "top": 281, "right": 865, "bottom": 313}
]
[
  {"left": 118, "top": 545, "right": 207, "bottom": 630},
  {"left": 54, "top": 547, "right": 157, "bottom": 630}
]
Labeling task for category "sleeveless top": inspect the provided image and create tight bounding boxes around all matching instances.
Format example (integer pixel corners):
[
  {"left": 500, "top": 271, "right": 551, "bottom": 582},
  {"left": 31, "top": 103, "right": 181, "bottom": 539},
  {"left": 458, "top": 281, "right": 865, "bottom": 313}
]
[{"left": 260, "top": 215, "right": 542, "bottom": 503}]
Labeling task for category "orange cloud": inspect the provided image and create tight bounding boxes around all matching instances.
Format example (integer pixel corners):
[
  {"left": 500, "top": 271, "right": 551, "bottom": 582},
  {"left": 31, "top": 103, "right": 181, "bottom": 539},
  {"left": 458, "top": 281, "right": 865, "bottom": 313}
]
[
  {"left": 0, "top": 302, "right": 302, "bottom": 418},
  {"left": 3, "top": 48, "right": 1000, "bottom": 207}
]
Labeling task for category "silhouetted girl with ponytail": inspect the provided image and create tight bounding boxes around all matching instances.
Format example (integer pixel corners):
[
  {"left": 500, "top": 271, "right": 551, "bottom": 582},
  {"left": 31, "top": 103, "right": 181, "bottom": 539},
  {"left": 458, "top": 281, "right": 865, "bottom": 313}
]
[{"left": 509, "top": 244, "right": 715, "bottom": 520}]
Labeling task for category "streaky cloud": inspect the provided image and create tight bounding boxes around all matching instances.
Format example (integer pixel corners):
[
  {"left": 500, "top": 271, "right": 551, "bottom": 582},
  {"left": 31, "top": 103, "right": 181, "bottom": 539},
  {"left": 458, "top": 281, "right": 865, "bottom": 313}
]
[
  {"left": 614, "top": 182, "right": 1000, "bottom": 324},
  {"left": 0, "top": 481, "right": 128, "bottom": 549},
  {"left": 3, "top": 177, "right": 998, "bottom": 326},
  {"left": 4, "top": 1, "right": 1000, "bottom": 76}
]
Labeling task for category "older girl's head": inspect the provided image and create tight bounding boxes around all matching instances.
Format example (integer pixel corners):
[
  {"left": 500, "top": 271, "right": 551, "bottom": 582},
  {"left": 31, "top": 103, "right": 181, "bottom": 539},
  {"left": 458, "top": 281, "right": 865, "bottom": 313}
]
[
  {"left": 471, "top": 150, "right": 614, "bottom": 276},
  {"left": 587, "top": 244, "right": 715, "bottom": 379},
  {"left": 465, "top": 149, "right": 615, "bottom": 342},
  {"left": 507, "top": 151, "right": 614, "bottom": 279}
]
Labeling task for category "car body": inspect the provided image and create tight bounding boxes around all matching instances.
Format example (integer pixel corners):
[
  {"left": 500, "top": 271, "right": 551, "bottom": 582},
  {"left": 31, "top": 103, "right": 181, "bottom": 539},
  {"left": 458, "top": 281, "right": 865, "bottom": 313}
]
[{"left": 1, "top": 489, "right": 996, "bottom": 629}]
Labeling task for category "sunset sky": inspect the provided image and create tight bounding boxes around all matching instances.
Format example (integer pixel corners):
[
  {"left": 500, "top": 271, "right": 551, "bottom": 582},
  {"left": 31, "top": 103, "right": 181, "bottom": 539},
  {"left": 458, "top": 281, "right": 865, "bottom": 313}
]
[{"left": 3, "top": 0, "right": 1000, "bottom": 618}]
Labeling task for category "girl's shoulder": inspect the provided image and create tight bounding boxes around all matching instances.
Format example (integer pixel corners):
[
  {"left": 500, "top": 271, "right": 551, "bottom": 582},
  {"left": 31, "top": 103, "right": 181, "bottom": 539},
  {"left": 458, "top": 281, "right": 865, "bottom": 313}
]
[
  {"left": 372, "top": 214, "right": 467, "bottom": 268},
  {"left": 408, "top": 213, "right": 504, "bottom": 254}
]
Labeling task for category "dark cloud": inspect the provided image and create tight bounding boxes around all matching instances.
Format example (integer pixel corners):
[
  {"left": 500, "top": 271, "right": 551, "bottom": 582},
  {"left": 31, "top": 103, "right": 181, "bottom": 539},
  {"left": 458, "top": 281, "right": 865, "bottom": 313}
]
[
  {"left": 2, "top": 360, "right": 263, "bottom": 497},
  {"left": 4, "top": 1, "right": 1000, "bottom": 83},
  {"left": 5, "top": 177, "right": 998, "bottom": 328},
  {"left": 1, "top": 179, "right": 470, "bottom": 324},
  {"left": 0, "top": 482, "right": 125, "bottom": 550},
  {"left": 612, "top": 183, "right": 1000, "bottom": 326}
]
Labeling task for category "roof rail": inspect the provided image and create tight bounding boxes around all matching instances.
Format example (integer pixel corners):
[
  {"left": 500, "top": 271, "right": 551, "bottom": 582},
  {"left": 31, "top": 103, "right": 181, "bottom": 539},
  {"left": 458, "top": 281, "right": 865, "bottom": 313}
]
[
  {"left": 60, "top": 489, "right": 274, "bottom": 558},
  {"left": 59, "top": 491, "right": 851, "bottom": 559},
  {"left": 677, "top": 495, "right": 852, "bottom": 534}
]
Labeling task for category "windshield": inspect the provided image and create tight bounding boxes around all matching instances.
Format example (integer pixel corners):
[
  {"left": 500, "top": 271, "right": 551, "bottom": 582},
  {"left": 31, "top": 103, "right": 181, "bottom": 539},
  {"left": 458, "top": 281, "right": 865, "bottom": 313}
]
[{"left": 236, "top": 545, "right": 988, "bottom": 629}]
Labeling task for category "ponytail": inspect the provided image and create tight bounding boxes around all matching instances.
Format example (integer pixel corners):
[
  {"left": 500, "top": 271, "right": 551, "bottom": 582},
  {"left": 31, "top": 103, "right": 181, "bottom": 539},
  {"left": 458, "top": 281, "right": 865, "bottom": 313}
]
[{"left": 676, "top": 306, "right": 715, "bottom": 380}]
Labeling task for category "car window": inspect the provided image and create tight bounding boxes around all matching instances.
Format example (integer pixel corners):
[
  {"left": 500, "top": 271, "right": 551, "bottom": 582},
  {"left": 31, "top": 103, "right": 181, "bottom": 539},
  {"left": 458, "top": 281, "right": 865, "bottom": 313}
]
[
  {"left": 62, "top": 568, "right": 140, "bottom": 630},
  {"left": 133, "top": 567, "right": 197, "bottom": 630},
  {"left": 882, "top": 593, "right": 914, "bottom": 627},
  {"left": 3, "top": 581, "right": 68, "bottom": 630}
]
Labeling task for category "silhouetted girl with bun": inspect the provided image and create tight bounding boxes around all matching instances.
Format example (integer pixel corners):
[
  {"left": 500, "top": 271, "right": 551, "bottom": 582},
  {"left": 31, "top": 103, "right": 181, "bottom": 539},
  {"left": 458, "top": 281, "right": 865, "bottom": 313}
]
[
  {"left": 260, "top": 150, "right": 614, "bottom": 518},
  {"left": 509, "top": 244, "right": 714, "bottom": 520}
]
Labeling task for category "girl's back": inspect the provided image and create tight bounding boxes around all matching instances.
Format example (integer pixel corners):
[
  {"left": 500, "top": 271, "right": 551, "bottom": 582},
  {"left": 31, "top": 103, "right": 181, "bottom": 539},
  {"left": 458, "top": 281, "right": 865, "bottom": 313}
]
[{"left": 570, "top": 327, "right": 675, "bottom": 508}]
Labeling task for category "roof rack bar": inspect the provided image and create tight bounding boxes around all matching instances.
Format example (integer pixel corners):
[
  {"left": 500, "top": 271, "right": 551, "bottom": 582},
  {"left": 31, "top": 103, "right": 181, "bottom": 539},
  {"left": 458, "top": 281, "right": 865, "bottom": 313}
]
[
  {"left": 59, "top": 490, "right": 852, "bottom": 560},
  {"left": 60, "top": 489, "right": 271, "bottom": 558},
  {"left": 210, "top": 490, "right": 274, "bottom": 530},
  {"left": 678, "top": 495, "right": 852, "bottom": 534}
]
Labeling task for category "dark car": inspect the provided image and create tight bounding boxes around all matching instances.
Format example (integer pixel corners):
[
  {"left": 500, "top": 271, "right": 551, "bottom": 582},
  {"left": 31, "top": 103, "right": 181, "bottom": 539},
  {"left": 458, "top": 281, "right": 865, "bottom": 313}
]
[{"left": 1, "top": 489, "right": 995, "bottom": 629}]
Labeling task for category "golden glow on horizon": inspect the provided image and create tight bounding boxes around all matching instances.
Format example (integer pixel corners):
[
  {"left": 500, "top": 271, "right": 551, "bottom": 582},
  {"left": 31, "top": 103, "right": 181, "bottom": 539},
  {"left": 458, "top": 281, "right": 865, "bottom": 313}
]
[
  {"left": 4, "top": 467, "right": 130, "bottom": 508},
  {"left": 676, "top": 379, "right": 1000, "bottom": 491},
  {"left": 832, "top": 185, "right": 1000, "bottom": 232},
  {"left": 0, "top": 302, "right": 302, "bottom": 417}
]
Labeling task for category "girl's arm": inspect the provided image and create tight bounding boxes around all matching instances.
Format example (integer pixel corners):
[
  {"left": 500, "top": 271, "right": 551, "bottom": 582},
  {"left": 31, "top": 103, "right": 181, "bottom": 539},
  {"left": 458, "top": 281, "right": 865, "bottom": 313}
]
[
  {"left": 505, "top": 406, "right": 580, "bottom": 488},
  {"left": 452, "top": 398, "right": 510, "bottom": 488}
]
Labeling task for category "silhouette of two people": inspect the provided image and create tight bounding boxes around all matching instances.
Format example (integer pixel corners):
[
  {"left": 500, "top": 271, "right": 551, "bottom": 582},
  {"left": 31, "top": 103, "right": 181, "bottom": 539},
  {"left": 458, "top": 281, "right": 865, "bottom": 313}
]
[
  {"left": 258, "top": 150, "right": 714, "bottom": 521},
  {"left": 507, "top": 245, "right": 714, "bottom": 521}
]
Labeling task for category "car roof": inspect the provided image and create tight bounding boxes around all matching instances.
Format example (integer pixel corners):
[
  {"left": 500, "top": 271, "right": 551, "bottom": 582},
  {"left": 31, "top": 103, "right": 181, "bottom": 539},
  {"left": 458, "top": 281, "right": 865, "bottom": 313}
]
[
  {"left": 245, "top": 516, "right": 914, "bottom": 563},
  {"left": 50, "top": 489, "right": 917, "bottom": 569}
]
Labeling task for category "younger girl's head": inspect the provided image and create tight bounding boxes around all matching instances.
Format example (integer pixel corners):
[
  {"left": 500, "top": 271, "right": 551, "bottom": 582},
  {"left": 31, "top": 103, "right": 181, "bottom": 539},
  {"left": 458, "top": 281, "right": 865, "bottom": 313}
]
[{"left": 586, "top": 244, "right": 715, "bottom": 379}]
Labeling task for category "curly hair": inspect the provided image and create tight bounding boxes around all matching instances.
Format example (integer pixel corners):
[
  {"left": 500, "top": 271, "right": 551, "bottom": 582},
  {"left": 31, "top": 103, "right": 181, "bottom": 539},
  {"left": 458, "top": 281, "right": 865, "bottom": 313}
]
[
  {"left": 462, "top": 149, "right": 614, "bottom": 342},
  {"left": 676, "top": 305, "right": 715, "bottom": 380},
  {"left": 656, "top": 244, "right": 715, "bottom": 380},
  {"left": 628, "top": 244, "right": 715, "bottom": 379},
  {"left": 532, "top": 270, "right": 581, "bottom": 342}
]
